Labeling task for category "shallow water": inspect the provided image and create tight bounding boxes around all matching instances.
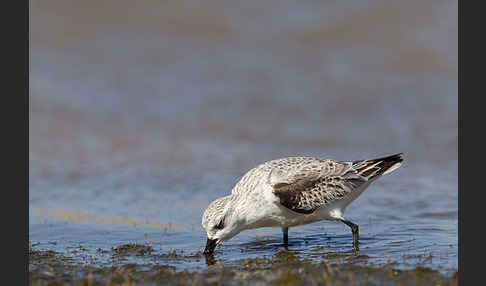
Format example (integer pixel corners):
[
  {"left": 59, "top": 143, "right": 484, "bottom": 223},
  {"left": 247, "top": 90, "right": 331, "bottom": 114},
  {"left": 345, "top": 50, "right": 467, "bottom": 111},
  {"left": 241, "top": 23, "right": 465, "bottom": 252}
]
[
  {"left": 29, "top": 162, "right": 457, "bottom": 274},
  {"left": 29, "top": 0, "right": 457, "bottom": 277}
]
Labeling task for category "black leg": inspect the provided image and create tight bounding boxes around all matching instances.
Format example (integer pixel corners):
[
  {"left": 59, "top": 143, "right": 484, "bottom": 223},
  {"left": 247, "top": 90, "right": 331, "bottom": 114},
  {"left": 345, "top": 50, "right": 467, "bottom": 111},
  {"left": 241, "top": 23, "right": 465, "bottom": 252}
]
[
  {"left": 341, "top": 219, "right": 359, "bottom": 252},
  {"left": 282, "top": 227, "right": 289, "bottom": 246}
]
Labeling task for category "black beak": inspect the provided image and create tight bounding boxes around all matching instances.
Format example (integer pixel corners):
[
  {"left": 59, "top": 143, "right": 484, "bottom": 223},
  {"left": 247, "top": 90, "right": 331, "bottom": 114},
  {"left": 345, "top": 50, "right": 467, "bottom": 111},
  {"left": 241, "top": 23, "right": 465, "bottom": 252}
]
[{"left": 204, "top": 238, "right": 218, "bottom": 255}]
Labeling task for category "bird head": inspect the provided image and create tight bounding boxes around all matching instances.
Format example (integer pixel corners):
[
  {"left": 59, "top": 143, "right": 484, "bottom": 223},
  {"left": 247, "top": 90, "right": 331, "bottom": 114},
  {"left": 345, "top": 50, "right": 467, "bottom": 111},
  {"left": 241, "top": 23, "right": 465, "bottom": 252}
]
[{"left": 201, "top": 196, "right": 241, "bottom": 254}]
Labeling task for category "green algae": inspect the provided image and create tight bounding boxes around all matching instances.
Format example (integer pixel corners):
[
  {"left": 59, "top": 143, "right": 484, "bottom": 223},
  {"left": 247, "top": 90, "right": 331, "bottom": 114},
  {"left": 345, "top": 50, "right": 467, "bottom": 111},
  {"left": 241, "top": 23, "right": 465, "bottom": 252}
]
[{"left": 111, "top": 243, "right": 153, "bottom": 257}]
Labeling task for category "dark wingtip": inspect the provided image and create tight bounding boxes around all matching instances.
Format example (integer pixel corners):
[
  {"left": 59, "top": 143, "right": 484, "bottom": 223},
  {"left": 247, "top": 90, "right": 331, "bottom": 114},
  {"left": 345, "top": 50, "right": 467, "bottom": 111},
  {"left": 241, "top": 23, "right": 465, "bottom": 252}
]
[
  {"left": 395, "top": 152, "right": 404, "bottom": 161},
  {"left": 352, "top": 153, "right": 404, "bottom": 180},
  {"left": 373, "top": 153, "right": 404, "bottom": 164},
  {"left": 372, "top": 153, "right": 404, "bottom": 176}
]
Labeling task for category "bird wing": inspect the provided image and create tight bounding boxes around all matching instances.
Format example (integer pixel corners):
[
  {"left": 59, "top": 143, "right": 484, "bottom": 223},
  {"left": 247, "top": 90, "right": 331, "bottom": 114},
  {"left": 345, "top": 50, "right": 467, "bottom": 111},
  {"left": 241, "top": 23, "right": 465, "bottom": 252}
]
[{"left": 269, "top": 154, "right": 403, "bottom": 214}]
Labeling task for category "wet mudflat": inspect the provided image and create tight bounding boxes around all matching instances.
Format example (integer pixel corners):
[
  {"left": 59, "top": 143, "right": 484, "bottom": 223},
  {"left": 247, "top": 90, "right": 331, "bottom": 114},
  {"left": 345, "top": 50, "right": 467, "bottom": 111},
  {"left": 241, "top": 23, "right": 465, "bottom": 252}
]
[
  {"left": 30, "top": 0, "right": 457, "bottom": 284},
  {"left": 29, "top": 245, "right": 457, "bottom": 286},
  {"left": 29, "top": 179, "right": 457, "bottom": 285}
]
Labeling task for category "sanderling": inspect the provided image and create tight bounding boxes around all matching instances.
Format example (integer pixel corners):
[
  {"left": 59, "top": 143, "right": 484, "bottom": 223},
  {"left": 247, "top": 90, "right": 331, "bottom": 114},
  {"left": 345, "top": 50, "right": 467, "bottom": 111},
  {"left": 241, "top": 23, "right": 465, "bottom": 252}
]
[{"left": 202, "top": 153, "right": 404, "bottom": 254}]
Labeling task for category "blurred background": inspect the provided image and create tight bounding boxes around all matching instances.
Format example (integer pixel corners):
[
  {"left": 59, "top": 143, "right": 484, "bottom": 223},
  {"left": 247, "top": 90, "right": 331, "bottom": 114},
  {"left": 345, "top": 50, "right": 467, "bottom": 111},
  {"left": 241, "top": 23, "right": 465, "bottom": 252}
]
[{"left": 29, "top": 0, "right": 457, "bottom": 271}]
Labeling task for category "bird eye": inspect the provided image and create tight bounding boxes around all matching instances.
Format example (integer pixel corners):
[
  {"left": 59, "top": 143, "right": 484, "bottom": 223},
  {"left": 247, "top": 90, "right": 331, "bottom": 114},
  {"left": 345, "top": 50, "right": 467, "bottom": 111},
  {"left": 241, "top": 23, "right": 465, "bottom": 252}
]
[{"left": 214, "top": 219, "right": 224, "bottom": 230}]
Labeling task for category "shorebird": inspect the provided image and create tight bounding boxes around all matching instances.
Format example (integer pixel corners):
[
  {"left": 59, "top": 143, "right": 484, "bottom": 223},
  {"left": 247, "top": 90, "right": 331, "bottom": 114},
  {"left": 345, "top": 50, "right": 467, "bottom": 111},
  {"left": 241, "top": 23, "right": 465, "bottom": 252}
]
[{"left": 202, "top": 153, "right": 403, "bottom": 255}]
